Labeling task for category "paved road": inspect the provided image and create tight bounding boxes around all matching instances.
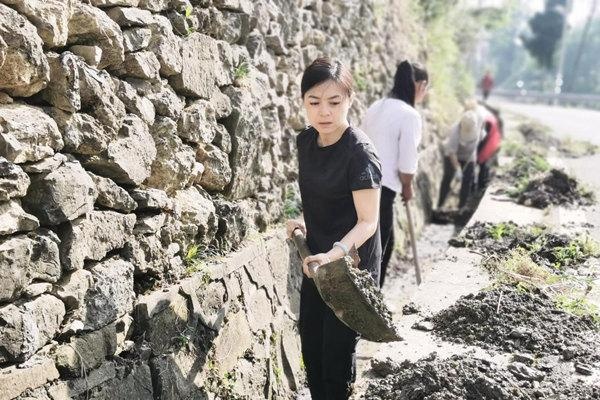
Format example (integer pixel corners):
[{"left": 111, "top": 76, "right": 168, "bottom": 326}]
[{"left": 491, "top": 100, "right": 600, "bottom": 146}]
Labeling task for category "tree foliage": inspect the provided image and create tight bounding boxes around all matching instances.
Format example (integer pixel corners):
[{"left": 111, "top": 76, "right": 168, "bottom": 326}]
[{"left": 520, "top": 0, "right": 568, "bottom": 69}]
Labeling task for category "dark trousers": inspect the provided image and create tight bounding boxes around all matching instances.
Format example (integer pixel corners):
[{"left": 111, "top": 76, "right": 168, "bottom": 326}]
[
  {"left": 437, "top": 156, "right": 475, "bottom": 209},
  {"left": 379, "top": 186, "right": 396, "bottom": 288},
  {"left": 299, "top": 278, "right": 359, "bottom": 400}
]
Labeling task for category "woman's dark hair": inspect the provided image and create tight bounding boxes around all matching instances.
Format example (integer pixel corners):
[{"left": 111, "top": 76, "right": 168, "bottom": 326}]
[
  {"left": 389, "top": 60, "right": 428, "bottom": 107},
  {"left": 301, "top": 57, "right": 354, "bottom": 98}
]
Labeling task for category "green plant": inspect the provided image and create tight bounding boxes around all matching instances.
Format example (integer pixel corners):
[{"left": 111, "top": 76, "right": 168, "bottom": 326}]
[
  {"left": 552, "top": 236, "right": 600, "bottom": 269},
  {"left": 283, "top": 186, "right": 301, "bottom": 219},
  {"left": 555, "top": 295, "right": 600, "bottom": 326},
  {"left": 353, "top": 69, "right": 368, "bottom": 92},
  {"left": 233, "top": 61, "right": 250, "bottom": 81},
  {"left": 487, "top": 222, "right": 516, "bottom": 241},
  {"left": 494, "top": 248, "right": 558, "bottom": 289}
]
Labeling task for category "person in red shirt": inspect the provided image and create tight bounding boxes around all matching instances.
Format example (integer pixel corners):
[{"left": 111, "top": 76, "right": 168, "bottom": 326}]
[{"left": 480, "top": 71, "right": 494, "bottom": 101}]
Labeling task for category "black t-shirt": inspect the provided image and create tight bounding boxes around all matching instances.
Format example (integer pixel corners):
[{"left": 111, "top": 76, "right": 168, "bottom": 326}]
[{"left": 297, "top": 126, "right": 382, "bottom": 281}]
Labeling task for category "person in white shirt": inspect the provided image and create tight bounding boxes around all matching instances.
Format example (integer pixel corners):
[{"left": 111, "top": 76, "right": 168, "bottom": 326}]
[
  {"left": 437, "top": 109, "right": 486, "bottom": 209},
  {"left": 360, "top": 60, "right": 428, "bottom": 288}
]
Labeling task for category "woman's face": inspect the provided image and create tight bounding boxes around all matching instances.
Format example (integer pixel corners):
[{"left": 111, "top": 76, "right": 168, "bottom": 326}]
[
  {"left": 415, "top": 80, "right": 429, "bottom": 104},
  {"left": 303, "top": 80, "right": 352, "bottom": 135}
]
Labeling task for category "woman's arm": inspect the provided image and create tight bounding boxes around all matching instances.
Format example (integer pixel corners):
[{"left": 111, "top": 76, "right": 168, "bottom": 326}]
[{"left": 303, "top": 187, "right": 380, "bottom": 271}]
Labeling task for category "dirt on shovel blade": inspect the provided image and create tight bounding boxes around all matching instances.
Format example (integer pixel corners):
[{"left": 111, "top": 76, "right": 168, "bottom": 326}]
[
  {"left": 316, "top": 258, "right": 401, "bottom": 342},
  {"left": 431, "top": 286, "right": 600, "bottom": 363},
  {"left": 518, "top": 169, "right": 595, "bottom": 209},
  {"left": 363, "top": 353, "right": 600, "bottom": 400}
]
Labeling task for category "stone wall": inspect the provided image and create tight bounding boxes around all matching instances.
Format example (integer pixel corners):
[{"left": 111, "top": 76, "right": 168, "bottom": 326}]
[{"left": 0, "top": 0, "right": 443, "bottom": 399}]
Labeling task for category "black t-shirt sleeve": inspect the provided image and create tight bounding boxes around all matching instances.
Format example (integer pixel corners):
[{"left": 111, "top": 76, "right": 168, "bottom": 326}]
[{"left": 348, "top": 143, "right": 382, "bottom": 191}]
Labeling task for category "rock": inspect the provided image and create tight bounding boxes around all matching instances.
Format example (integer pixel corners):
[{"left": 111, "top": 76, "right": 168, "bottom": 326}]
[
  {"left": 83, "top": 114, "right": 156, "bottom": 185},
  {"left": 123, "top": 27, "right": 152, "bottom": 52},
  {"left": 148, "top": 15, "right": 182, "bottom": 76},
  {"left": 58, "top": 210, "right": 136, "bottom": 271},
  {"left": 0, "top": 4, "right": 49, "bottom": 97},
  {"left": 167, "top": 186, "right": 217, "bottom": 246},
  {"left": 411, "top": 320, "right": 435, "bottom": 332},
  {"left": 21, "top": 153, "right": 67, "bottom": 174},
  {"left": 150, "top": 351, "right": 207, "bottom": 400},
  {"left": 402, "top": 302, "right": 420, "bottom": 315},
  {"left": 0, "top": 229, "right": 60, "bottom": 302},
  {"left": 22, "top": 283, "right": 53, "bottom": 300},
  {"left": 129, "top": 188, "right": 172, "bottom": 211},
  {"left": 54, "top": 323, "right": 117, "bottom": 377},
  {"left": 124, "top": 233, "right": 183, "bottom": 279},
  {"left": 183, "top": 277, "right": 227, "bottom": 331},
  {"left": 513, "top": 352, "right": 536, "bottom": 365},
  {"left": 0, "top": 355, "right": 60, "bottom": 400},
  {"left": 53, "top": 269, "right": 93, "bottom": 311},
  {"left": 46, "top": 361, "right": 116, "bottom": 399},
  {"left": 138, "top": 0, "right": 171, "bottom": 12},
  {"left": 196, "top": 143, "right": 232, "bottom": 192},
  {"left": 135, "top": 285, "right": 192, "bottom": 354},
  {"left": 169, "top": 33, "right": 230, "bottom": 99},
  {"left": 0, "top": 200, "right": 39, "bottom": 236},
  {"left": 222, "top": 86, "right": 265, "bottom": 199},
  {"left": 370, "top": 356, "right": 401, "bottom": 378},
  {"left": 90, "top": 0, "right": 139, "bottom": 6},
  {"left": 0, "top": 156, "right": 29, "bottom": 201},
  {"left": 507, "top": 362, "right": 545, "bottom": 381},
  {"left": 69, "top": 45, "right": 103, "bottom": 67},
  {"left": 115, "top": 50, "right": 161, "bottom": 79},
  {"left": 0, "top": 294, "right": 65, "bottom": 363},
  {"left": 48, "top": 109, "right": 114, "bottom": 155},
  {"left": 40, "top": 52, "right": 81, "bottom": 112},
  {"left": 212, "top": 197, "right": 250, "bottom": 251},
  {"left": 67, "top": 3, "right": 124, "bottom": 69},
  {"left": 22, "top": 160, "right": 97, "bottom": 226},
  {"left": 574, "top": 362, "right": 594, "bottom": 376},
  {"left": 241, "top": 272, "right": 272, "bottom": 333},
  {"left": 145, "top": 80, "right": 185, "bottom": 119},
  {"left": 214, "top": 0, "right": 253, "bottom": 13},
  {"left": 77, "top": 63, "right": 126, "bottom": 133},
  {"left": 107, "top": 6, "right": 153, "bottom": 28},
  {"left": 89, "top": 172, "right": 137, "bottom": 212},
  {"left": 146, "top": 117, "right": 197, "bottom": 194},
  {"left": 212, "top": 310, "right": 252, "bottom": 371},
  {"left": 178, "top": 99, "right": 218, "bottom": 144},
  {"left": 0, "top": 104, "right": 63, "bottom": 164},
  {"left": 0, "top": 0, "right": 72, "bottom": 48},
  {"left": 86, "top": 363, "right": 153, "bottom": 399},
  {"left": 133, "top": 213, "right": 166, "bottom": 234},
  {"left": 83, "top": 257, "right": 134, "bottom": 330},
  {"left": 213, "top": 123, "right": 232, "bottom": 153},
  {"left": 113, "top": 78, "right": 156, "bottom": 125}
]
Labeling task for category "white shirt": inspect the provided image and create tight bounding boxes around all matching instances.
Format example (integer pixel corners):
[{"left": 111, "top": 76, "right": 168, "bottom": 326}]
[{"left": 360, "top": 98, "right": 422, "bottom": 193}]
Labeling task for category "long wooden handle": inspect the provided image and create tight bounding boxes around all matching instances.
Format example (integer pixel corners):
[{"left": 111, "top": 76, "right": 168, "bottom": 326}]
[
  {"left": 291, "top": 229, "right": 319, "bottom": 277},
  {"left": 404, "top": 201, "right": 422, "bottom": 285}
]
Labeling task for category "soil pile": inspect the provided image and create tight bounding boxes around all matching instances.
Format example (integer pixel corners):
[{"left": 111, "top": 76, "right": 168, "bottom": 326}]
[
  {"left": 518, "top": 169, "right": 595, "bottom": 209},
  {"left": 363, "top": 353, "right": 600, "bottom": 400},
  {"left": 431, "top": 286, "right": 599, "bottom": 361}
]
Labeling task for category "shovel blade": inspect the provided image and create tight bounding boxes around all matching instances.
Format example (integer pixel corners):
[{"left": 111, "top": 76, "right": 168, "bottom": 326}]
[{"left": 314, "top": 257, "right": 402, "bottom": 343}]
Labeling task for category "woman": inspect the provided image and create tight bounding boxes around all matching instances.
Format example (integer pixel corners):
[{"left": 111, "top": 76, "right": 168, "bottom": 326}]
[
  {"left": 286, "top": 57, "right": 382, "bottom": 399},
  {"left": 360, "top": 61, "right": 429, "bottom": 288}
]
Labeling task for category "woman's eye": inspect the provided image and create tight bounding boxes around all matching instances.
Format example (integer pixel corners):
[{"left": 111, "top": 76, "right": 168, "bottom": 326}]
[
  {"left": 310, "top": 102, "right": 319, "bottom": 106},
  {"left": 330, "top": 102, "right": 340, "bottom": 106}
]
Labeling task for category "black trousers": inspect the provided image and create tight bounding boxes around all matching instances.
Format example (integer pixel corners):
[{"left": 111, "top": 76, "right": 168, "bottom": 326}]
[
  {"left": 378, "top": 186, "right": 396, "bottom": 288},
  {"left": 299, "top": 278, "right": 359, "bottom": 400},
  {"left": 437, "top": 156, "right": 475, "bottom": 209}
]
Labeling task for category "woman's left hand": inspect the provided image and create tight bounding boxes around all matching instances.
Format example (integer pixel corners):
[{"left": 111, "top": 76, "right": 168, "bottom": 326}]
[{"left": 302, "top": 253, "right": 331, "bottom": 278}]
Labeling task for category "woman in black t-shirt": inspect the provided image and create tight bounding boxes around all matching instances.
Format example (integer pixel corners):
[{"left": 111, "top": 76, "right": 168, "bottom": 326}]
[{"left": 286, "top": 57, "right": 382, "bottom": 399}]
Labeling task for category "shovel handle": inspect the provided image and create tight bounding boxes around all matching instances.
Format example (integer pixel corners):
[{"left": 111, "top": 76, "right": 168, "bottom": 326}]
[{"left": 291, "top": 229, "right": 319, "bottom": 276}]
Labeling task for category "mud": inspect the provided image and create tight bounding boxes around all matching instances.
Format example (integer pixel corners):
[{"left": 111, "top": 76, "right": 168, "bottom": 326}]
[
  {"left": 451, "top": 221, "right": 599, "bottom": 272},
  {"left": 517, "top": 169, "right": 595, "bottom": 209},
  {"left": 363, "top": 353, "right": 600, "bottom": 400},
  {"left": 431, "top": 286, "right": 600, "bottom": 362},
  {"left": 315, "top": 259, "right": 401, "bottom": 342}
]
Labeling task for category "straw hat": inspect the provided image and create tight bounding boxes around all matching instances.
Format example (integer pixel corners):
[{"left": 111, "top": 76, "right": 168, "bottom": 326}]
[{"left": 458, "top": 110, "right": 479, "bottom": 144}]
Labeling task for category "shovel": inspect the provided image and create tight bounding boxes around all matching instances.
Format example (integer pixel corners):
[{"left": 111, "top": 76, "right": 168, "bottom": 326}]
[
  {"left": 404, "top": 200, "right": 422, "bottom": 285},
  {"left": 291, "top": 229, "right": 402, "bottom": 342}
]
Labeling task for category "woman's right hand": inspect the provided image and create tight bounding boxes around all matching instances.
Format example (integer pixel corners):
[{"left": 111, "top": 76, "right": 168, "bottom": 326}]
[{"left": 286, "top": 219, "right": 306, "bottom": 238}]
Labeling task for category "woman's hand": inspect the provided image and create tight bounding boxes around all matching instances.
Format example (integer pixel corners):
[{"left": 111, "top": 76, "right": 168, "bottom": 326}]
[
  {"left": 286, "top": 219, "right": 306, "bottom": 238},
  {"left": 302, "top": 253, "right": 331, "bottom": 278}
]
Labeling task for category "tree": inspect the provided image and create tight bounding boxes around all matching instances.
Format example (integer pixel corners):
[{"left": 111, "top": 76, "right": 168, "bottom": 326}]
[{"left": 520, "top": 0, "right": 568, "bottom": 69}]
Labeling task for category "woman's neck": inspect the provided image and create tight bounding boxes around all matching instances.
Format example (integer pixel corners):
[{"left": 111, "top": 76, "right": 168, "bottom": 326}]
[{"left": 316, "top": 122, "right": 349, "bottom": 147}]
